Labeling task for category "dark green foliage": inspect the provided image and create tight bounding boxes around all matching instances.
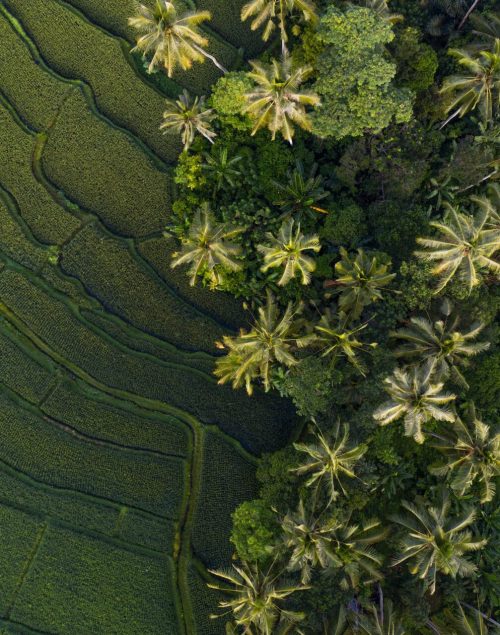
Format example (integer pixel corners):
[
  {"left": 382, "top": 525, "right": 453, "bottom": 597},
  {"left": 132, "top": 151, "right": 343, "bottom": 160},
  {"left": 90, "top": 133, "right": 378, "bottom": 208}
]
[
  {"left": 393, "top": 27, "right": 438, "bottom": 92},
  {"left": 465, "top": 351, "right": 500, "bottom": 422},
  {"left": 256, "top": 447, "right": 301, "bottom": 512},
  {"left": 368, "top": 201, "right": 429, "bottom": 259},
  {"left": 320, "top": 198, "right": 367, "bottom": 248},
  {"left": 231, "top": 500, "right": 278, "bottom": 563}
]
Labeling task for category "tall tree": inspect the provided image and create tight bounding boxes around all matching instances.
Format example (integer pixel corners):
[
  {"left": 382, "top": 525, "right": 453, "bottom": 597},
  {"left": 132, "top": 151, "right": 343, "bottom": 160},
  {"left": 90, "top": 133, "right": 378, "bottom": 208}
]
[
  {"left": 440, "top": 40, "right": 500, "bottom": 125},
  {"left": 373, "top": 361, "right": 456, "bottom": 443},
  {"left": 214, "top": 291, "right": 302, "bottom": 394},
  {"left": 392, "top": 300, "right": 490, "bottom": 388},
  {"left": 258, "top": 218, "right": 321, "bottom": 286},
  {"left": 129, "top": 0, "right": 224, "bottom": 77},
  {"left": 391, "top": 495, "right": 487, "bottom": 593},
  {"left": 293, "top": 422, "right": 368, "bottom": 503},
  {"left": 241, "top": 0, "right": 318, "bottom": 48},
  {"left": 415, "top": 196, "right": 500, "bottom": 294},
  {"left": 160, "top": 90, "right": 216, "bottom": 150},
  {"left": 170, "top": 204, "right": 243, "bottom": 286},
  {"left": 430, "top": 403, "right": 500, "bottom": 503},
  {"left": 325, "top": 248, "right": 395, "bottom": 320},
  {"left": 208, "top": 563, "right": 308, "bottom": 634},
  {"left": 244, "top": 57, "right": 320, "bottom": 144}
]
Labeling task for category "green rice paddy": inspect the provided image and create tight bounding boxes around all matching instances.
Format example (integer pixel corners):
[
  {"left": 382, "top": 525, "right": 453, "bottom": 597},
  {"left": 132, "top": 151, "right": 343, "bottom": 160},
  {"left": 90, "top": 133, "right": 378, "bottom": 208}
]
[{"left": 0, "top": 1, "right": 296, "bottom": 631}]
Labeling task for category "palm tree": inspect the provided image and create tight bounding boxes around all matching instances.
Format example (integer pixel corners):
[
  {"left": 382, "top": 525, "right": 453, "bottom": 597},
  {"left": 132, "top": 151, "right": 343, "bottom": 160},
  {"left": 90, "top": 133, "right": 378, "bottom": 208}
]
[
  {"left": 431, "top": 602, "right": 500, "bottom": 634},
  {"left": 129, "top": 0, "right": 225, "bottom": 77},
  {"left": 327, "top": 518, "right": 387, "bottom": 590},
  {"left": 390, "top": 494, "right": 487, "bottom": 593},
  {"left": 429, "top": 403, "right": 500, "bottom": 503},
  {"left": 160, "top": 90, "right": 216, "bottom": 150},
  {"left": 241, "top": 0, "right": 318, "bottom": 48},
  {"left": 392, "top": 301, "right": 490, "bottom": 388},
  {"left": 357, "top": 599, "right": 407, "bottom": 635},
  {"left": 214, "top": 291, "right": 302, "bottom": 394},
  {"left": 293, "top": 422, "right": 367, "bottom": 503},
  {"left": 208, "top": 563, "right": 308, "bottom": 634},
  {"left": 202, "top": 147, "right": 243, "bottom": 193},
  {"left": 170, "top": 204, "right": 243, "bottom": 286},
  {"left": 325, "top": 248, "right": 396, "bottom": 321},
  {"left": 307, "top": 310, "right": 377, "bottom": 376},
  {"left": 415, "top": 198, "right": 500, "bottom": 294},
  {"left": 440, "top": 40, "right": 500, "bottom": 125},
  {"left": 373, "top": 361, "right": 456, "bottom": 444},
  {"left": 244, "top": 57, "right": 320, "bottom": 144},
  {"left": 355, "top": 0, "right": 403, "bottom": 25},
  {"left": 469, "top": 11, "right": 500, "bottom": 51},
  {"left": 258, "top": 218, "right": 320, "bottom": 286},
  {"left": 272, "top": 161, "right": 329, "bottom": 220},
  {"left": 281, "top": 500, "right": 336, "bottom": 583}
]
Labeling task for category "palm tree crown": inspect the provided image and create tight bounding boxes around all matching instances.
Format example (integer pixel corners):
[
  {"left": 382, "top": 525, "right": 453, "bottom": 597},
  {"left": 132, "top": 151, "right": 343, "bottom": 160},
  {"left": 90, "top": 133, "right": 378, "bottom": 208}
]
[
  {"left": 326, "top": 248, "right": 395, "bottom": 321},
  {"left": 170, "top": 204, "right": 243, "bottom": 286},
  {"left": 373, "top": 360, "right": 456, "bottom": 444},
  {"left": 208, "top": 563, "right": 308, "bottom": 635},
  {"left": 244, "top": 57, "right": 320, "bottom": 144},
  {"left": 432, "top": 602, "right": 500, "bottom": 635},
  {"left": 214, "top": 291, "right": 302, "bottom": 394},
  {"left": 440, "top": 39, "right": 500, "bottom": 124},
  {"left": 415, "top": 197, "right": 500, "bottom": 294},
  {"left": 129, "top": 0, "right": 212, "bottom": 77},
  {"left": 160, "top": 90, "right": 216, "bottom": 150},
  {"left": 241, "top": 0, "right": 318, "bottom": 46},
  {"left": 430, "top": 403, "right": 500, "bottom": 503},
  {"left": 293, "top": 423, "right": 367, "bottom": 503},
  {"left": 258, "top": 218, "right": 320, "bottom": 286},
  {"left": 391, "top": 495, "right": 487, "bottom": 594},
  {"left": 272, "top": 161, "right": 329, "bottom": 220},
  {"left": 392, "top": 301, "right": 490, "bottom": 388}
]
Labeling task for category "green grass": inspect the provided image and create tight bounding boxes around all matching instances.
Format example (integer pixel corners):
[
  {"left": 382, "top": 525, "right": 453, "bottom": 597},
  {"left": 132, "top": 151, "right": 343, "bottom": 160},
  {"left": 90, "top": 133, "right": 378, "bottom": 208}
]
[
  {"left": 0, "top": 99, "right": 81, "bottom": 245},
  {"left": 10, "top": 525, "right": 181, "bottom": 634},
  {"left": 188, "top": 562, "right": 225, "bottom": 635},
  {"left": 42, "top": 89, "right": 172, "bottom": 238},
  {"left": 41, "top": 376, "right": 190, "bottom": 457},
  {"left": 0, "top": 9, "right": 73, "bottom": 132},
  {"left": 0, "top": 389, "right": 186, "bottom": 517},
  {"left": 2, "top": 0, "right": 180, "bottom": 163},
  {"left": 0, "top": 506, "right": 41, "bottom": 614},
  {"left": 138, "top": 236, "right": 249, "bottom": 331},
  {"left": 191, "top": 429, "right": 258, "bottom": 567},
  {"left": 60, "top": 222, "right": 227, "bottom": 351}
]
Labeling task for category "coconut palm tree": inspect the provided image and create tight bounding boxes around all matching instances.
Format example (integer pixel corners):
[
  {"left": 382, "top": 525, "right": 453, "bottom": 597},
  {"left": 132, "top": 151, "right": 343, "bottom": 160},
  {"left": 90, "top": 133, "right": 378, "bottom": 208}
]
[
  {"left": 170, "top": 204, "right": 243, "bottom": 286},
  {"left": 214, "top": 291, "right": 302, "bottom": 394},
  {"left": 208, "top": 563, "right": 308, "bottom": 634},
  {"left": 390, "top": 494, "right": 487, "bottom": 594},
  {"left": 356, "top": 599, "right": 407, "bottom": 635},
  {"left": 307, "top": 310, "right": 377, "bottom": 376},
  {"left": 293, "top": 422, "right": 367, "bottom": 503},
  {"left": 431, "top": 602, "right": 500, "bottom": 634},
  {"left": 429, "top": 403, "right": 500, "bottom": 503},
  {"left": 469, "top": 11, "right": 500, "bottom": 51},
  {"left": 325, "top": 248, "right": 396, "bottom": 321},
  {"left": 160, "top": 90, "right": 216, "bottom": 150},
  {"left": 440, "top": 40, "right": 500, "bottom": 125},
  {"left": 326, "top": 518, "right": 387, "bottom": 590},
  {"left": 258, "top": 218, "right": 320, "bottom": 286},
  {"left": 129, "top": 0, "right": 225, "bottom": 77},
  {"left": 415, "top": 197, "right": 500, "bottom": 294},
  {"left": 273, "top": 161, "right": 329, "bottom": 220},
  {"left": 392, "top": 301, "right": 490, "bottom": 388},
  {"left": 202, "top": 147, "right": 244, "bottom": 193},
  {"left": 373, "top": 361, "right": 456, "bottom": 444},
  {"left": 355, "top": 0, "right": 403, "bottom": 25},
  {"left": 241, "top": 0, "right": 318, "bottom": 48},
  {"left": 244, "top": 57, "right": 320, "bottom": 144},
  {"left": 280, "top": 500, "right": 337, "bottom": 583}
]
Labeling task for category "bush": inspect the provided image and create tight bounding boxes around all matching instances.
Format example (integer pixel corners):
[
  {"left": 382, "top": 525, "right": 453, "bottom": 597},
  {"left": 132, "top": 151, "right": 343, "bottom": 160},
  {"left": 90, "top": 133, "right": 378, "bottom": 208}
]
[
  {"left": 321, "top": 198, "right": 367, "bottom": 247},
  {"left": 393, "top": 27, "right": 438, "bottom": 92},
  {"left": 210, "top": 72, "right": 253, "bottom": 130},
  {"left": 231, "top": 499, "right": 278, "bottom": 563}
]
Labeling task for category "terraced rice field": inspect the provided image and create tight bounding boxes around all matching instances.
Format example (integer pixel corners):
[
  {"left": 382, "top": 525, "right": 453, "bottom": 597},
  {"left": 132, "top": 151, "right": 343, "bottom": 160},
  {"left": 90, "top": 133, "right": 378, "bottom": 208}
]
[{"left": 0, "top": 1, "right": 296, "bottom": 632}]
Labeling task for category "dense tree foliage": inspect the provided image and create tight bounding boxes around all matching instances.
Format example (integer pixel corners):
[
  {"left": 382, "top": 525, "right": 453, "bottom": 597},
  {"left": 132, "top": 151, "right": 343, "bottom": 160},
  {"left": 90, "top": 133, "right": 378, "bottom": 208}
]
[{"left": 128, "top": 0, "right": 500, "bottom": 631}]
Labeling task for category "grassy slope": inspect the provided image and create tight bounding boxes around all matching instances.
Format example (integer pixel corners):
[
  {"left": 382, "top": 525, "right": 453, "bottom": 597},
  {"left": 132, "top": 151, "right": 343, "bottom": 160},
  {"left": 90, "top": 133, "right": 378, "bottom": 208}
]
[{"left": 0, "top": 1, "right": 297, "bottom": 633}]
